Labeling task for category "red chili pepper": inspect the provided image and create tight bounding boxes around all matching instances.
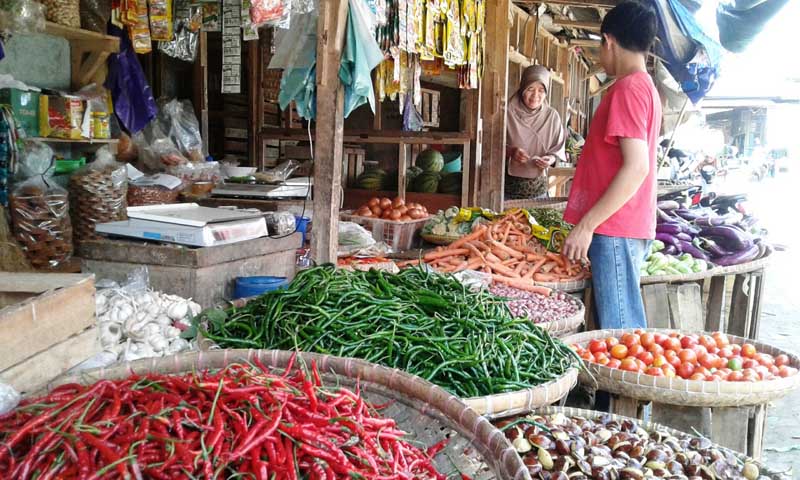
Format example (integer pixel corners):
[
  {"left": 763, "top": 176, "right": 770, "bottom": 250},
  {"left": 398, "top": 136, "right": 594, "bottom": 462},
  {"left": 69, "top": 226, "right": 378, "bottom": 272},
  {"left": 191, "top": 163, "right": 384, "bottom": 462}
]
[
  {"left": 426, "top": 438, "right": 448, "bottom": 457},
  {"left": 80, "top": 432, "right": 127, "bottom": 477}
]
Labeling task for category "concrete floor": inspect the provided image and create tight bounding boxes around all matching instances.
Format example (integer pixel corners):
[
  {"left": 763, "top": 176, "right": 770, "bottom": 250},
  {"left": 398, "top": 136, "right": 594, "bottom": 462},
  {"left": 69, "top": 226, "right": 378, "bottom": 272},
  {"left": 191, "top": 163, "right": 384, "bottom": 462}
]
[{"left": 720, "top": 166, "right": 798, "bottom": 475}]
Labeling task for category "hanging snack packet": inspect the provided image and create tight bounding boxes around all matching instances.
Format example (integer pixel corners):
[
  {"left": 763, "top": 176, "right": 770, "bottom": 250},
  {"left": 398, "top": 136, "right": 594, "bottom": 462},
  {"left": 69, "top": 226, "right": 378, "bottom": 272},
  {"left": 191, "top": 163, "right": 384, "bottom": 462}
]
[
  {"left": 250, "top": 0, "right": 285, "bottom": 28},
  {"left": 149, "top": 0, "right": 173, "bottom": 41}
]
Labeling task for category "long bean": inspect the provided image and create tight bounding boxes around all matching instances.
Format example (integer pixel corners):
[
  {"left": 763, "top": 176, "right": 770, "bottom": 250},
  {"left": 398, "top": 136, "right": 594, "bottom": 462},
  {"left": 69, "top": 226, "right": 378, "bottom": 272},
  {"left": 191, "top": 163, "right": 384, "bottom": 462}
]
[{"left": 200, "top": 265, "right": 580, "bottom": 397}]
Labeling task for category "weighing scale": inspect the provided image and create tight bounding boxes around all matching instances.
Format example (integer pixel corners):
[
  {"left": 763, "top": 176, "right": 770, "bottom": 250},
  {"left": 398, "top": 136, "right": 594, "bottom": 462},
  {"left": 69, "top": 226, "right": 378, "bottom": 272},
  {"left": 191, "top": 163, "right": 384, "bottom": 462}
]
[
  {"left": 96, "top": 204, "right": 268, "bottom": 247},
  {"left": 211, "top": 177, "right": 312, "bottom": 199}
]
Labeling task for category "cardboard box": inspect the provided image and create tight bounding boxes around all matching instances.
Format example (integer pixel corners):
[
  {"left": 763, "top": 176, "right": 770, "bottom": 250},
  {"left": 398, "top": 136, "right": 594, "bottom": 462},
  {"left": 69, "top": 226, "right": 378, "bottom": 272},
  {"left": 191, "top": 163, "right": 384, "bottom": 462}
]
[
  {"left": 0, "top": 88, "right": 39, "bottom": 137},
  {"left": 39, "top": 94, "right": 84, "bottom": 139}
]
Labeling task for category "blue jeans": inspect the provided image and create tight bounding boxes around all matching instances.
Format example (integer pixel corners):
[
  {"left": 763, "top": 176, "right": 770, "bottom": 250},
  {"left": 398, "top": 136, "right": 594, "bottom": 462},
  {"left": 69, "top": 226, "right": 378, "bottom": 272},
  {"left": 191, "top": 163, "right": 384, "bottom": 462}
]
[{"left": 589, "top": 234, "right": 651, "bottom": 330}]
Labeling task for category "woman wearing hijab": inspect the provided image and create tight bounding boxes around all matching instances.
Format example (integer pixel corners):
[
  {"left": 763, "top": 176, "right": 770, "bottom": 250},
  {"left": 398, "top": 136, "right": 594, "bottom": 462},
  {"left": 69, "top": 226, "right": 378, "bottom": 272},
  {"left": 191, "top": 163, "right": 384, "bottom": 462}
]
[{"left": 505, "top": 65, "right": 566, "bottom": 200}]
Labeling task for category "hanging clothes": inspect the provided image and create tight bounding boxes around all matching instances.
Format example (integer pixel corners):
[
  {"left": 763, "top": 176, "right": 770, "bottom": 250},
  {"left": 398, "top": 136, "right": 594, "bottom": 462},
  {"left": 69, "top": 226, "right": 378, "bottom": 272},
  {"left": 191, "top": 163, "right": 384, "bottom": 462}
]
[
  {"left": 105, "top": 25, "right": 158, "bottom": 133},
  {"left": 340, "top": 0, "right": 385, "bottom": 117}
]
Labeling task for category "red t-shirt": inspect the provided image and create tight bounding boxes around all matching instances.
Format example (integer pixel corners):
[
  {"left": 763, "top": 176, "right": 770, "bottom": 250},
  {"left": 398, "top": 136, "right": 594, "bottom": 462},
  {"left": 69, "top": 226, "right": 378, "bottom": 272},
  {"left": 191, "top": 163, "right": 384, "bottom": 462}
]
[{"left": 564, "top": 71, "right": 662, "bottom": 240}]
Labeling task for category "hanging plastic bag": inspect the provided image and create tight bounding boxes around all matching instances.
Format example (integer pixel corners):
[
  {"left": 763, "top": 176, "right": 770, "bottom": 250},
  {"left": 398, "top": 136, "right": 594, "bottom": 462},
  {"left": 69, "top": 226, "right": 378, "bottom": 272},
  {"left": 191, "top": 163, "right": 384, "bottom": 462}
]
[
  {"left": 106, "top": 24, "right": 158, "bottom": 133},
  {"left": 158, "top": 6, "right": 201, "bottom": 62},
  {"left": 161, "top": 99, "right": 205, "bottom": 163},
  {"left": 9, "top": 140, "right": 73, "bottom": 268},
  {"left": 0, "top": 0, "right": 45, "bottom": 34},
  {"left": 402, "top": 94, "right": 424, "bottom": 131},
  {"left": 254, "top": 159, "right": 299, "bottom": 183},
  {"left": 339, "top": 0, "right": 384, "bottom": 117},
  {"left": 69, "top": 146, "right": 128, "bottom": 244},
  {"left": 250, "top": 0, "right": 286, "bottom": 28}
]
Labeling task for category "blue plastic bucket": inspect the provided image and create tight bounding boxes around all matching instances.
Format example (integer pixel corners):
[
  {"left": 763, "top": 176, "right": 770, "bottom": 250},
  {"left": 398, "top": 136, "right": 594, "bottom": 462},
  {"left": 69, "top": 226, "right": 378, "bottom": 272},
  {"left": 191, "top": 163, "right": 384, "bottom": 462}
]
[
  {"left": 295, "top": 216, "right": 311, "bottom": 246},
  {"left": 234, "top": 276, "right": 289, "bottom": 299}
]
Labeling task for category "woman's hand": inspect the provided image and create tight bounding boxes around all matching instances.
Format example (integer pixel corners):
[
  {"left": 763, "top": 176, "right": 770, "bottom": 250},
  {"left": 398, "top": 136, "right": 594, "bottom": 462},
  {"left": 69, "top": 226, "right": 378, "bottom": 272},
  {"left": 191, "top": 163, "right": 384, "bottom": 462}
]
[
  {"left": 510, "top": 147, "right": 531, "bottom": 164},
  {"left": 533, "top": 155, "right": 554, "bottom": 169}
]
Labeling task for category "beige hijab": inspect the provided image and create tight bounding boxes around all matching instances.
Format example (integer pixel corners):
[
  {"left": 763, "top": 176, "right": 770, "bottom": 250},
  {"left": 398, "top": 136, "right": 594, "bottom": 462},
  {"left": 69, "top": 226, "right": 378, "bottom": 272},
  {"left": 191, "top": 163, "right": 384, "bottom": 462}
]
[{"left": 507, "top": 65, "right": 566, "bottom": 179}]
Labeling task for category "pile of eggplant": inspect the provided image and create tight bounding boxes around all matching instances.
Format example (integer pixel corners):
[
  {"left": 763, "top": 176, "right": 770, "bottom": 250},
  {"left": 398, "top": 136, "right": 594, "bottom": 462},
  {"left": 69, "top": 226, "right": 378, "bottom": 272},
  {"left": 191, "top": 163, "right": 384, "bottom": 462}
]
[{"left": 654, "top": 201, "right": 772, "bottom": 269}]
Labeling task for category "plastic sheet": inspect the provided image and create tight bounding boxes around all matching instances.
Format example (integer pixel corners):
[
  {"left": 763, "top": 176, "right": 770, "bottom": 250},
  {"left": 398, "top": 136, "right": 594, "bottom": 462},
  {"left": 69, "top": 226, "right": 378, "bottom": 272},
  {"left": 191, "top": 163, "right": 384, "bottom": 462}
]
[
  {"left": 69, "top": 146, "right": 128, "bottom": 244},
  {"left": 106, "top": 24, "right": 158, "bottom": 134},
  {"left": 10, "top": 141, "right": 73, "bottom": 269},
  {"left": 255, "top": 159, "right": 299, "bottom": 183},
  {"left": 265, "top": 211, "right": 296, "bottom": 236},
  {"left": 340, "top": 0, "right": 384, "bottom": 117},
  {"left": 79, "top": 0, "right": 110, "bottom": 32},
  {"left": 0, "top": 384, "right": 19, "bottom": 416},
  {"left": 0, "top": 0, "right": 45, "bottom": 34}
]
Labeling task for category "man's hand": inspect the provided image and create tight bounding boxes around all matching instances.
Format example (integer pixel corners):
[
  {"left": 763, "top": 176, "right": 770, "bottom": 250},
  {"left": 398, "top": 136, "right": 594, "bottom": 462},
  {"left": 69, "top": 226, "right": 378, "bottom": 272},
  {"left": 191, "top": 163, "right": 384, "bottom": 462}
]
[
  {"left": 562, "top": 222, "right": 593, "bottom": 262},
  {"left": 510, "top": 147, "right": 531, "bottom": 164}
]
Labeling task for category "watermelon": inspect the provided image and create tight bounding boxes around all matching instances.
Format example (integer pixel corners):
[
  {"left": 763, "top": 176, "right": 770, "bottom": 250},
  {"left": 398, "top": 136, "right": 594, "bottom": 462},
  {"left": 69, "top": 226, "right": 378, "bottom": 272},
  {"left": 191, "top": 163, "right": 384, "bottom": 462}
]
[
  {"left": 438, "top": 172, "right": 462, "bottom": 194},
  {"left": 411, "top": 172, "right": 440, "bottom": 193},
  {"left": 415, "top": 149, "right": 444, "bottom": 173},
  {"left": 356, "top": 169, "right": 387, "bottom": 190},
  {"left": 406, "top": 166, "right": 423, "bottom": 187}
]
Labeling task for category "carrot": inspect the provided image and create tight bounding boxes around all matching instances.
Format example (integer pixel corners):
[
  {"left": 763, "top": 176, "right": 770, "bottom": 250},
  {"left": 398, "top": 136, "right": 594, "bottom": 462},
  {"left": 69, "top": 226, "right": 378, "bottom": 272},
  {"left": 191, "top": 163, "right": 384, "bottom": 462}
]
[
  {"left": 491, "top": 275, "right": 553, "bottom": 295},
  {"left": 491, "top": 247, "right": 510, "bottom": 261},
  {"left": 514, "top": 260, "right": 526, "bottom": 275},
  {"left": 488, "top": 262, "right": 520, "bottom": 278},
  {"left": 485, "top": 252, "right": 502, "bottom": 264},
  {"left": 464, "top": 243, "right": 486, "bottom": 262},
  {"left": 464, "top": 257, "right": 484, "bottom": 271},
  {"left": 540, "top": 262, "right": 558, "bottom": 273},
  {"left": 501, "top": 222, "right": 512, "bottom": 243},
  {"left": 533, "top": 273, "right": 559, "bottom": 282},
  {"left": 449, "top": 225, "right": 488, "bottom": 250},
  {"left": 524, "top": 257, "right": 549, "bottom": 280},
  {"left": 490, "top": 240, "right": 525, "bottom": 259},
  {"left": 423, "top": 248, "right": 470, "bottom": 261}
]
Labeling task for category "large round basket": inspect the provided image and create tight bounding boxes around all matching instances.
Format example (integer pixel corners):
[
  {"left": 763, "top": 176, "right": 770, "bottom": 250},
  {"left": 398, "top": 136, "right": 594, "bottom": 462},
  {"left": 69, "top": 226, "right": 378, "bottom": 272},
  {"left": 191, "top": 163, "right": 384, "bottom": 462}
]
[
  {"left": 562, "top": 328, "right": 800, "bottom": 407},
  {"left": 640, "top": 252, "right": 772, "bottom": 285},
  {"left": 534, "top": 277, "right": 590, "bottom": 293},
  {"left": 503, "top": 197, "right": 569, "bottom": 211},
  {"left": 464, "top": 368, "right": 578, "bottom": 419},
  {"left": 717, "top": 252, "right": 772, "bottom": 275},
  {"left": 527, "top": 406, "right": 788, "bottom": 479},
  {"left": 48, "top": 350, "right": 532, "bottom": 480},
  {"left": 536, "top": 303, "right": 585, "bottom": 338},
  {"left": 420, "top": 232, "right": 461, "bottom": 245}
]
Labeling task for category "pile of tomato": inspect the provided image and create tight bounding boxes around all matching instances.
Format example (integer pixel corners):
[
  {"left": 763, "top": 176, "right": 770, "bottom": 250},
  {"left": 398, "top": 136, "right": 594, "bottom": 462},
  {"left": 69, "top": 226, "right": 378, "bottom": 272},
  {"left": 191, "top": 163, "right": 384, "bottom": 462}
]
[{"left": 573, "top": 330, "right": 798, "bottom": 382}]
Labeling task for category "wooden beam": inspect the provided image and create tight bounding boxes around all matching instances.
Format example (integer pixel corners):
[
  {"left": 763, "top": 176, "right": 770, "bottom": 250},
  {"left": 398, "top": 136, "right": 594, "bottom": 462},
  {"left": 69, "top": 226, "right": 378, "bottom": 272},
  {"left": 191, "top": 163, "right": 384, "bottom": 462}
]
[
  {"left": 479, "top": 0, "right": 511, "bottom": 211},
  {"left": 312, "top": 0, "right": 349, "bottom": 264},
  {"left": 508, "top": 48, "right": 534, "bottom": 68},
  {"left": 569, "top": 38, "right": 601, "bottom": 47},
  {"left": 590, "top": 78, "right": 615, "bottom": 97},
  {"left": 552, "top": 19, "right": 601, "bottom": 30},
  {"left": 584, "top": 64, "right": 604, "bottom": 79}
]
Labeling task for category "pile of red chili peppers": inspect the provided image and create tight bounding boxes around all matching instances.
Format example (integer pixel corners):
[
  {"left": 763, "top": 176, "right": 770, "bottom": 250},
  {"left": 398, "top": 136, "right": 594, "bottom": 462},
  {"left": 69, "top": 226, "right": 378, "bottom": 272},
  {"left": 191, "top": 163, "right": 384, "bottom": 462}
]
[{"left": 0, "top": 357, "right": 448, "bottom": 479}]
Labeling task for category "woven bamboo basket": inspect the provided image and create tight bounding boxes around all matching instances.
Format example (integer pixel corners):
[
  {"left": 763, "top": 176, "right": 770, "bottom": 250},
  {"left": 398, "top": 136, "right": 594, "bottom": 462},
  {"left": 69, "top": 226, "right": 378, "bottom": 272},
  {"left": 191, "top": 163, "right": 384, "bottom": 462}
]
[
  {"left": 503, "top": 197, "right": 569, "bottom": 211},
  {"left": 536, "top": 304, "right": 585, "bottom": 338},
  {"left": 69, "top": 167, "right": 127, "bottom": 244},
  {"left": 48, "top": 350, "right": 532, "bottom": 480},
  {"left": 640, "top": 267, "right": 721, "bottom": 285},
  {"left": 534, "top": 277, "right": 590, "bottom": 293},
  {"left": 464, "top": 368, "right": 578, "bottom": 419},
  {"left": 562, "top": 328, "right": 800, "bottom": 407},
  {"left": 716, "top": 252, "right": 772, "bottom": 275},
  {"left": 529, "top": 406, "right": 788, "bottom": 479},
  {"left": 420, "top": 232, "right": 460, "bottom": 245}
]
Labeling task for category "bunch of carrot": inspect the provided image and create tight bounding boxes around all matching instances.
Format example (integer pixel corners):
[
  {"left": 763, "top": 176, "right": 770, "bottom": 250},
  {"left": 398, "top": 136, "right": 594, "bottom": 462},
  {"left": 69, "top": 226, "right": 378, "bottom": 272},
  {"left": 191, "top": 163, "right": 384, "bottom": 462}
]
[{"left": 410, "top": 212, "right": 590, "bottom": 293}]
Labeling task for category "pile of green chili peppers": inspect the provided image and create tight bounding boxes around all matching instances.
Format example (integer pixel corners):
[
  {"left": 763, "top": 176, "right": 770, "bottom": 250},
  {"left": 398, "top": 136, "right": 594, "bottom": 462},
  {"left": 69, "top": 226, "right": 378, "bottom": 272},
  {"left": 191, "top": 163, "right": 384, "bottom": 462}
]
[{"left": 199, "top": 265, "right": 579, "bottom": 398}]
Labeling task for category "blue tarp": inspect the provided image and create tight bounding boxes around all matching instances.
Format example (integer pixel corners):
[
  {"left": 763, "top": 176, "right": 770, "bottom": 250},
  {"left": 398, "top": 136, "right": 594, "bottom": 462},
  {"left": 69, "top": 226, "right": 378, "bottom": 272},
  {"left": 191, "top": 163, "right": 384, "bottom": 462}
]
[
  {"left": 716, "top": 0, "right": 789, "bottom": 53},
  {"left": 650, "top": 0, "right": 723, "bottom": 104}
]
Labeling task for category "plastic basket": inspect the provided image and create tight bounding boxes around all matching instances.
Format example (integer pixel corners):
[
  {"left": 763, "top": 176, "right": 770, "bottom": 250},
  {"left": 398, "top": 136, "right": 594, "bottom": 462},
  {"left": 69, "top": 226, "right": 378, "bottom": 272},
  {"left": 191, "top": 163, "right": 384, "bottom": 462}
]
[{"left": 341, "top": 211, "right": 428, "bottom": 251}]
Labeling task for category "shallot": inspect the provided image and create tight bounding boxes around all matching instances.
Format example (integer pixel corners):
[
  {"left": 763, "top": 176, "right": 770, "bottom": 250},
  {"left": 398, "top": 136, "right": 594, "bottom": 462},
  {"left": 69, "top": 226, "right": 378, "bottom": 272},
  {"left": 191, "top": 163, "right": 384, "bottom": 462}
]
[{"left": 490, "top": 283, "right": 580, "bottom": 324}]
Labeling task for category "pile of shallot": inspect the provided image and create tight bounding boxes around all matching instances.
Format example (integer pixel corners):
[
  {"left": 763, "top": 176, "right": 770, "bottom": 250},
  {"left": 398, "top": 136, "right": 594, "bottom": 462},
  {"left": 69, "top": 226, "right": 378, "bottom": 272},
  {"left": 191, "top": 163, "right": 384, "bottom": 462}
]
[
  {"left": 96, "top": 288, "right": 201, "bottom": 362},
  {"left": 490, "top": 284, "right": 580, "bottom": 324}
]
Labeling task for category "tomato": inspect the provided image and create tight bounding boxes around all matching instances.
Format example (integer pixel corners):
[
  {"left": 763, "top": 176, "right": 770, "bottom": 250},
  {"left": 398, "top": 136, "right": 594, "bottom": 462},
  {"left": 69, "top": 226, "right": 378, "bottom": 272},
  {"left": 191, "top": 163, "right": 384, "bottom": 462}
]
[
  {"left": 754, "top": 366, "right": 770, "bottom": 380},
  {"left": 606, "top": 358, "right": 621, "bottom": 369},
  {"left": 719, "top": 347, "right": 735, "bottom": 359},
  {"left": 779, "top": 366, "right": 798, "bottom": 378},
  {"left": 628, "top": 344, "right": 645, "bottom": 358},
  {"left": 664, "top": 338, "right": 682, "bottom": 352},
  {"left": 741, "top": 343, "right": 756, "bottom": 358},
  {"left": 633, "top": 329, "right": 645, "bottom": 335},
  {"left": 589, "top": 339, "right": 608, "bottom": 354},
  {"left": 699, "top": 353, "right": 718, "bottom": 370},
  {"left": 707, "top": 346, "right": 720, "bottom": 356},
  {"left": 652, "top": 354, "right": 667, "bottom": 368},
  {"left": 669, "top": 331, "right": 680, "bottom": 338},
  {"left": 741, "top": 368, "right": 759, "bottom": 382},
  {"left": 730, "top": 344, "right": 742, "bottom": 356},
  {"left": 741, "top": 359, "right": 757, "bottom": 370},
  {"left": 689, "top": 372, "right": 706, "bottom": 381},
  {"left": 653, "top": 333, "right": 669, "bottom": 346},
  {"left": 727, "top": 371, "right": 744, "bottom": 382},
  {"left": 678, "top": 349, "right": 698, "bottom": 365},
  {"left": 677, "top": 362, "right": 695, "bottom": 379},
  {"left": 706, "top": 374, "right": 722, "bottom": 381},
  {"left": 648, "top": 343, "right": 665, "bottom": 356},
  {"left": 637, "top": 351, "right": 654, "bottom": 366},
  {"left": 580, "top": 351, "right": 594, "bottom": 361},
  {"left": 594, "top": 352, "right": 610, "bottom": 364},
  {"left": 712, "top": 332, "right": 730, "bottom": 349},
  {"left": 640, "top": 333, "right": 656, "bottom": 350},
  {"left": 694, "top": 366, "right": 710, "bottom": 377},
  {"left": 728, "top": 357, "right": 743, "bottom": 371},
  {"left": 718, "top": 368, "right": 732, "bottom": 377},
  {"left": 755, "top": 353, "right": 775, "bottom": 368},
  {"left": 699, "top": 335, "right": 717, "bottom": 351},
  {"left": 610, "top": 344, "right": 628, "bottom": 360},
  {"left": 621, "top": 333, "right": 641, "bottom": 349},
  {"left": 680, "top": 335, "right": 699, "bottom": 349},
  {"left": 620, "top": 358, "right": 640, "bottom": 372},
  {"left": 665, "top": 351, "right": 682, "bottom": 369},
  {"left": 605, "top": 337, "right": 620, "bottom": 349},
  {"left": 661, "top": 364, "right": 677, "bottom": 378},
  {"left": 645, "top": 367, "right": 664, "bottom": 377},
  {"left": 775, "top": 354, "right": 790, "bottom": 367},
  {"left": 769, "top": 365, "right": 780, "bottom": 376},
  {"left": 693, "top": 346, "right": 708, "bottom": 365}
]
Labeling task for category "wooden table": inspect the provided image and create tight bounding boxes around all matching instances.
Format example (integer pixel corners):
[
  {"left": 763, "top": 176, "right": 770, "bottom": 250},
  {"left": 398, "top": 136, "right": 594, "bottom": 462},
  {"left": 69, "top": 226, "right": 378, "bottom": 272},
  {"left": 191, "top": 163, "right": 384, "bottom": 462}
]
[{"left": 547, "top": 167, "right": 575, "bottom": 197}]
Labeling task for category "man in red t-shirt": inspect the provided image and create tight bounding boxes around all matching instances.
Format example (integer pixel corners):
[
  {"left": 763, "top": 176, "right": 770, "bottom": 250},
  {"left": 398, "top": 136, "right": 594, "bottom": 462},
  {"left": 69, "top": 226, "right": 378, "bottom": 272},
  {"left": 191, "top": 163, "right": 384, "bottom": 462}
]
[{"left": 563, "top": 1, "right": 661, "bottom": 329}]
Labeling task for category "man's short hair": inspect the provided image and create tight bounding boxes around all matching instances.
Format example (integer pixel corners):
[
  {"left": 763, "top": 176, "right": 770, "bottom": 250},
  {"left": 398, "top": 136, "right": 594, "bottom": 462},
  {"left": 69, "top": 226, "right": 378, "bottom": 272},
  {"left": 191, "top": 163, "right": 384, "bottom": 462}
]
[{"left": 601, "top": 1, "right": 657, "bottom": 53}]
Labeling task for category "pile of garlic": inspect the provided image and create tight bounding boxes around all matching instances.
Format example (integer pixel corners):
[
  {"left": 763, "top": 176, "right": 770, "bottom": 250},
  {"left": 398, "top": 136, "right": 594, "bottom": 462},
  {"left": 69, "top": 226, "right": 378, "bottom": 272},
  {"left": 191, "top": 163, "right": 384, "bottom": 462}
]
[{"left": 96, "top": 289, "right": 202, "bottom": 362}]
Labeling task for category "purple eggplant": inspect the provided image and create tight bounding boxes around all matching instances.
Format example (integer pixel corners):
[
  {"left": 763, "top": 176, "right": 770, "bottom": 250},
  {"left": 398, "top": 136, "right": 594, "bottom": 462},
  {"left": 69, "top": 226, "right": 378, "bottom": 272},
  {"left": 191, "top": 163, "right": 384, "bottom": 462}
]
[
  {"left": 656, "top": 208, "right": 675, "bottom": 224},
  {"left": 713, "top": 244, "right": 759, "bottom": 266},
  {"left": 695, "top": 216, "right": 725, "bottom": 227},
  {"left": 675, "top": 209, "right": 702, "bottom": 221},
  {"left": 656, "top": 224, "right": 682, "bottom": 235},
  {"left": 658, "top": 200, "right": 681, "bottom": 211},
  {"left": 655, "top": 232, "right": 680, "bottom": 247},
  {"left": 676, "top": 232, "right": 693, "bottom": 242},
  {"left": 663, "top": 245, "right": 678, "bottom": 255},
  {"left": 699, "top": 225, "right": 754, "bottom": 251},
  {"left": 699, "top": 238, "right": 731, "bottom": 258},
  {"left": 678, "top": 240, "right": 710, "bottom": 261}
]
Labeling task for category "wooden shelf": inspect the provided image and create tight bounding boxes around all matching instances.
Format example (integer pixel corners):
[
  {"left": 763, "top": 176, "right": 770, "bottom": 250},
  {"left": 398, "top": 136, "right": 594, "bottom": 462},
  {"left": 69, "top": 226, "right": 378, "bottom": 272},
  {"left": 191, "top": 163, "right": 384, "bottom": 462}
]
[
  {"left": 344, "top": 188, "right": 460, "bottom": 212},
  {"left": 261, "top": 128, "right": 471, "bottom": 145},
  {"left": 42, "top": 22, "right": 120, "bottom": 90},
  {"left": 28, "top": 137, "right": 119, "bottom": 145}
]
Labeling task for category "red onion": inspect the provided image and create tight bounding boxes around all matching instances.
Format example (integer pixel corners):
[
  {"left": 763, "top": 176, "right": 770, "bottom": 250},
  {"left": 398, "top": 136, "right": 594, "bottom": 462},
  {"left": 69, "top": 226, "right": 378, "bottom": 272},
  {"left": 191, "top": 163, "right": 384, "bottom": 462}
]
[{"left": 489, "top": 284, "right": 580, "bottom": 324}]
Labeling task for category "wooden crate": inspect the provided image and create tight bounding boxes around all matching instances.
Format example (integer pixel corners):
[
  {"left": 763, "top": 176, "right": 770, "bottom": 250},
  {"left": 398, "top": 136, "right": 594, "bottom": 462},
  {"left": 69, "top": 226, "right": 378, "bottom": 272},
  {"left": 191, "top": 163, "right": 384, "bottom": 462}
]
[
  {"left": 0, "top": 326, "right": 100, "bottom": 394},
  {"left": 78, "top": 236, "right": 300, "bottom": 308},
  {"left": 0, "top": 273, "right": 95, "bottom": 371}
]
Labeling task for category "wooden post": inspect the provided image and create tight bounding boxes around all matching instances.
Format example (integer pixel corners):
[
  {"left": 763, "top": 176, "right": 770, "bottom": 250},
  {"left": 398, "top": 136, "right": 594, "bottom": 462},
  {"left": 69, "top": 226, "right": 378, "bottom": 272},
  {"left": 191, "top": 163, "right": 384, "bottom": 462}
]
[
  {"left": 247, "top": 40, "right": 261, "bottom": 166},
  {"left": 312, "top": 0, "right": 350, "bottom": 263},
  {"left": 193, "top": 31, "right": 209, "bottom": 156},
  {"left": 478, "top": 0, "right": 511, "bottom": 211},
  {"left": 706, "top": 275, "right": 728, "bottom": 331}
]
